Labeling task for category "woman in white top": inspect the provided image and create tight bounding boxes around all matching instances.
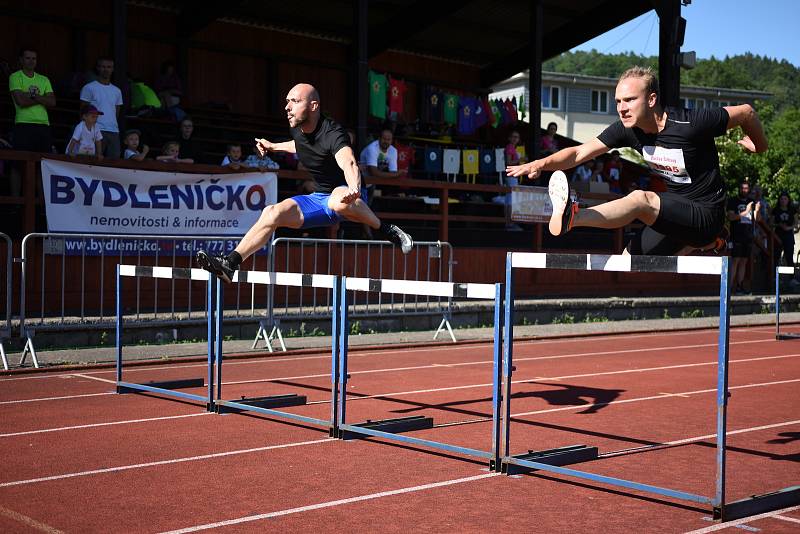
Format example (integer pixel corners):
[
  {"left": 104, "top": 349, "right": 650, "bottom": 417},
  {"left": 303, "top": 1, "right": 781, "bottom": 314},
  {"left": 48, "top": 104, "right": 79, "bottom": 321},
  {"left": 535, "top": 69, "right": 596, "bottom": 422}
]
[{"left": 66, "top": 105, "right": 103, "bottom": 158}]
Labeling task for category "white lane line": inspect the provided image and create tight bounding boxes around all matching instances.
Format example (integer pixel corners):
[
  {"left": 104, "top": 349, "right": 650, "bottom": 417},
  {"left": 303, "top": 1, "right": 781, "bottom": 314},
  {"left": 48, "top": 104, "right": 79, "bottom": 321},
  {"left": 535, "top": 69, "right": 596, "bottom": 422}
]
[
  {"left": 0, "top": 412, "right": 212, "bottom": 438},
  {"left": 773, "top": 515, "right": 800, "bottom": 524},
  {"left": 0, "top": 392, "right": 114, "bottom": 405},
  {"left": 158, "top": 472, "right": 499, "bottom": 534},
  {"left": 684, "top": 505, "right": 800, "bottom": 533},
  {"left": 0, "top": 438, "right": 334, "bottom": 488},
  {"left": 307, "top": 353, "right": 800, "bottom": 406},
  {"left": 6, "top": 351, "right": 799, "bottom": 407},
  {"left": 71, "top": 373, "right": 116, "bottom": 384},
  {"left": 221, "top": 339, "right": 780, "bottom": 387},
  {"left": 0, "top": 327, "right": 773, "bottom": 382},
  {"left": 0, "top": 504, "right": 65, "bottom": 533}
]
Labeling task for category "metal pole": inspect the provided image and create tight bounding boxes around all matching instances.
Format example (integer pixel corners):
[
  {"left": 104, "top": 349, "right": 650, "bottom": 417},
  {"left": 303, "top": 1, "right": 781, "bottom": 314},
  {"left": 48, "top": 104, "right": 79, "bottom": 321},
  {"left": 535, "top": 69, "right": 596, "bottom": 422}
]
[
  {"left": 330, "top": 277, "right": 340, "bottom": 433},
  {"left": 207, "top": 274, "right": 216, "bottom": 410},
  {"left": 501, "top": 253, "right": 515, "bottom": 462},
  {"left": 115, "top": 265, "right": 122, "bottom": 384},
  {"left": 491, "top": 282, "right": 504, "bottom": 469},
  {"left": 775, "top": 266, "right": 781, "bottom": 338},
  {"left": 714, "top": 256, "right": 732, "bottom": 509},
  {"left": 337, "top": 277, "right": 350, "bottom": 430}
]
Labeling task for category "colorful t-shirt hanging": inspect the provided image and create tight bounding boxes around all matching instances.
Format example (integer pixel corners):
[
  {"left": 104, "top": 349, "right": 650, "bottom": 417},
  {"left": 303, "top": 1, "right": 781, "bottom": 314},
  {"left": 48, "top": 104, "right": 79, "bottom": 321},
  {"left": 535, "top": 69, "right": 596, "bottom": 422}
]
[
  {"left": 425, "top": 87, "right": 443, "bottom": 123},
  {"left": 488, "top": 99, "right": 502, "bottom": 128},
  {"left": 369, "top": 71, "right": 387, "bottom": 119},
  {"left": 388, "top": 77, "right": 406, "bottom": 116},
  {"left": 395, "top": 143, "right": 415, "bottom": 174},
  {"left": 457, "top": 96, "right": 476, "bottom": 135},
  {"left": 443, "top": 93, "right": 459, "bottom": 125}
]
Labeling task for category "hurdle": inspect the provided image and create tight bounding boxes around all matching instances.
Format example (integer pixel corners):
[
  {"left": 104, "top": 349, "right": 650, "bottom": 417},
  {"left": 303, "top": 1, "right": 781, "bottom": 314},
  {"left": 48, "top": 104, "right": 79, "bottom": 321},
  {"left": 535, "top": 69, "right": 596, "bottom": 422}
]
[
  {"left": 213, "top": 271, "right": 343, "bottom": 432},
  {"left": 502, "top": 252, "right": 799, "bottom": 521},
  {"left": 116, "top": 265, "right": 215, "bottom": 410},
  {"left": 775, "top": 266, "right": 800, "bottom": 340},
  {"left": 334, "top": 276, "right": 504, "bottom": 466}
]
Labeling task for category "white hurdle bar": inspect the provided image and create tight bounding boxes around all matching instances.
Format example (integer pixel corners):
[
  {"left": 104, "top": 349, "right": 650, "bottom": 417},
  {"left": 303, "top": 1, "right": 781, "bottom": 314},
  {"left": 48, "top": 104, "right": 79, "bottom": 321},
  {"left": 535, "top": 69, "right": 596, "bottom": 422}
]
[
  {"left": 215, "top": 270, "right": 342, "bottom": 431},
  {"left": 775, "top": 266, "right": 800, "bottom": 340}
]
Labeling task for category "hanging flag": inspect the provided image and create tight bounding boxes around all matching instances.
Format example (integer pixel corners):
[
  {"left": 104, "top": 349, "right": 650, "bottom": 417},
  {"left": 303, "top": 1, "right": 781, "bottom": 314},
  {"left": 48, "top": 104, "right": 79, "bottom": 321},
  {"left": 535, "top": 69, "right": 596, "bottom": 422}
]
[
  {"left": 424, "top": 147, "right": 442, "bottom": 173},
  {"left": 396, "top": 143, "right": 415, "bottom": 174},
  {"left": 443, "top": 93, "right": 459, "bottom": 125},
  {"left": 369, "top": 71, "right": 387, "bottom": 119},
  {"left": 442, "top": 148, "right": 460, "bottom": 174},
  {"left": 425, "top": 86, "right": 443, "bottom": 123},
  {"left": 457, "top": 96, "right": 476, "bottom": 135},
  {"left": 489, "top": 99, "right": 502, "bottom": 128},
  {"left": 388, "top": 77, "right": 406, "bottom": 116},
  {"left": 494, "top": 147, "right": 505, "bottom": 173},
  {"left": 474, "top": 98, "right": 488, "bottom": 129},
  {"left": 462, "top": 149, "right": 479, "bottom": 175},
  {"left": 479, "top": 148, "right": 495, "bottom": 173}
]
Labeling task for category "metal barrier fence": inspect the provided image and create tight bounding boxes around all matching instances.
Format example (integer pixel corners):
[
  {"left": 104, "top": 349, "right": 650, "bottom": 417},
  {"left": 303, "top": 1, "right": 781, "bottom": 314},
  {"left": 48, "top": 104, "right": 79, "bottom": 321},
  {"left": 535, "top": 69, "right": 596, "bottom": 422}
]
[
  {"left": 1, "top": 232, "right": 11, "bottom": 370},
  {"left": 17, "top": 232, "right": 272, "bottom": 367},
  {"left": 258, "top": 238, "right": 457, "bottom": 349}
]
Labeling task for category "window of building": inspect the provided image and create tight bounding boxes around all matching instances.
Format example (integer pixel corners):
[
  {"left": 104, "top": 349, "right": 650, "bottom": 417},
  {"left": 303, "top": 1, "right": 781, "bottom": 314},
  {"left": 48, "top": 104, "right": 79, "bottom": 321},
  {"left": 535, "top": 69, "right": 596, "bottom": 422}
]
[
  {"left": 680, "top": 97, "right": 688, "bottom": 108},
  {"left": 542, "top": 85, "right": 560, "bottom": 110},
  {"left": 591, "top": 89, "right": 608, "bottom": 113}
]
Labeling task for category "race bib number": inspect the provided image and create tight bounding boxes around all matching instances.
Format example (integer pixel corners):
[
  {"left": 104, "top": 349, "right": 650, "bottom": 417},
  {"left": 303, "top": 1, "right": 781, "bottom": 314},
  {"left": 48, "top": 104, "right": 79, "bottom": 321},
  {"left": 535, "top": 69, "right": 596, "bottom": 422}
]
[{"left": 642, "top": 146, "right": 690, "bottom": 184}]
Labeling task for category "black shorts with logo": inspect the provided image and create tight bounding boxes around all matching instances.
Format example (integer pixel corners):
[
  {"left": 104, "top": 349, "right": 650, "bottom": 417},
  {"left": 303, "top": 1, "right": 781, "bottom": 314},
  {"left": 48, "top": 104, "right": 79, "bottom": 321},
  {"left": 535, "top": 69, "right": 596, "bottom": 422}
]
[{"left": 626, "top": 191, "right": 726, "bottom": 256}]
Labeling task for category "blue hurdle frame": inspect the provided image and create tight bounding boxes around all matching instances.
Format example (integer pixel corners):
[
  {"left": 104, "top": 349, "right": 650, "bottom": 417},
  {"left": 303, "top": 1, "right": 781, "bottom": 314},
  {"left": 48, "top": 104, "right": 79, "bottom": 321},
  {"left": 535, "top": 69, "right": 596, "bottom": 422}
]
[
  {"left": 212, "top": 272, "right": 342, "bottom": 431},
  {"left": 116, "top": 265, "right": 217, "bottom": 410},
  {"left": 775, "top": 266, "right": 800, "bottom": 340},
  {"left": 335, "top": 277, "right": 505, "bottom": 466},
  {"left": 502, "top": 253, "right": 738, "bottom": 512}
]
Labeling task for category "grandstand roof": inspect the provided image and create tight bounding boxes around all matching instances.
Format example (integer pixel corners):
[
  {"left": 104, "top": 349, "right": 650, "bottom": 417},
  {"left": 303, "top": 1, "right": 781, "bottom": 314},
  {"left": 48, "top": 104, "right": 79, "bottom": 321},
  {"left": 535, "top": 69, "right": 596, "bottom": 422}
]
[{"left": 156, "top": 0, "right": 654, "bottom": 87}]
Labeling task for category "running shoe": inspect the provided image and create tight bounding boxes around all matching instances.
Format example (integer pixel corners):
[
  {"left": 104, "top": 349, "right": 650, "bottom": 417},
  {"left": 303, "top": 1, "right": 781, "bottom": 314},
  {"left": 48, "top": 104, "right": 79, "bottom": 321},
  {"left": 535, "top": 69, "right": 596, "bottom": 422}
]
[
  {"left": 196, "top": 250, "right": 235, "bottom": 283},
  {"left": 547, "top": 170, "right": 578, "bottom": 236},
  {"left": 384, "top": 224, "right": 414, "bottom": 254}
]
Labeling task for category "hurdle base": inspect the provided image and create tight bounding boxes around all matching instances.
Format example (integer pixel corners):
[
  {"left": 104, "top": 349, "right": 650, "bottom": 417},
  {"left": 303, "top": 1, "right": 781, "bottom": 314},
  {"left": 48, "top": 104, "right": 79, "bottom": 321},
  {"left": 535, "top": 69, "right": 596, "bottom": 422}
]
[
  {"left": 339, "top": 416, "right": 434, "bottom": 440},
  {"left": 714, "top": 485, "right": 800, "bottom": 521},
  {"left": 495, "top": 445, "right": 599, "bottom": 475},
  {"left": 117, "top": 377, "right": 204, "bottom": 394},
  {"left": 215, "top": 394, "right": 307, "bottom": 414},
  {"left": 776, "top": 333, "right": 800, "bottom": 340}
]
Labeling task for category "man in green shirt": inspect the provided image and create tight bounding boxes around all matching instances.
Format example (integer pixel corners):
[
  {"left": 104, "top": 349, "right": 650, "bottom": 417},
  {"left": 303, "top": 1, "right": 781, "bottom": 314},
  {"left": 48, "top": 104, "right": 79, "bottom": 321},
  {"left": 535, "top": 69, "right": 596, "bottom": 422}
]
[{"left": 8, "top": 47, "right": 56, "bottom": 152}]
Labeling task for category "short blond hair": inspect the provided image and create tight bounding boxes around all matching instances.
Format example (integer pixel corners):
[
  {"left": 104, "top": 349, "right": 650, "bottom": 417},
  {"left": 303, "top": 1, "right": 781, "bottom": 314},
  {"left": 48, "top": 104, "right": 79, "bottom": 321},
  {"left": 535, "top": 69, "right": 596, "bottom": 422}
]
[{"left": 618, "top": 66, "right": 659, "bottom": 103}]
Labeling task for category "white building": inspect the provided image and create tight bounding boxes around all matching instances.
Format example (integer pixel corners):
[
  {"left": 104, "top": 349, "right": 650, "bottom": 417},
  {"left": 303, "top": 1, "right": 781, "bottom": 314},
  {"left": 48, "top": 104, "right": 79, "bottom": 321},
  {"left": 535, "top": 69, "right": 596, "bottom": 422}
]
[{"left": 491, "top": 71, "right": 771, "bottom": 143}]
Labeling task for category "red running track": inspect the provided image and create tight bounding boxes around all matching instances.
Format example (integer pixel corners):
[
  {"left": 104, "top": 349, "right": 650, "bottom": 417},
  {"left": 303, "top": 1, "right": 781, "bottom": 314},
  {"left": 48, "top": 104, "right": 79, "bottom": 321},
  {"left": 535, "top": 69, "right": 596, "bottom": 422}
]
[{"left": 0, "top": 325, "right": 798, "bottom": 533}]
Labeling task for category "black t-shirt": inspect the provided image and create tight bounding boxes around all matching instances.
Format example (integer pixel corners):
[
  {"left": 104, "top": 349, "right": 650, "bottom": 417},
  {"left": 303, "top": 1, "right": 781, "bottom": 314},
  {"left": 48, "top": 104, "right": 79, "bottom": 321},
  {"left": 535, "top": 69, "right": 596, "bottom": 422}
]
[
  {"left": 597, "top": 106, "right": 730, "bottom": 205},
  {"left": 726, "top": 195, "right": 754, "bottom": 242},
  {"left": 178, "top": 137, "right": 202, "bottom": 163},
  {"left": 290, "top": 115, "right": 351, "bottom": 194},
  {"left": 773, "top": 205, "right": 797, "bottom": 236}
]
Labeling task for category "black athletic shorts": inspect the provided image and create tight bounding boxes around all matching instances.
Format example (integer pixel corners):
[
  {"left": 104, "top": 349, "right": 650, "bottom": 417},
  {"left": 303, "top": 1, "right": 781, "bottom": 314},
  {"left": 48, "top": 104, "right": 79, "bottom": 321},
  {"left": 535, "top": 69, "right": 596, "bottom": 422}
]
[{"left": 626, "top": 191, "right": 726, "bottom": 256}]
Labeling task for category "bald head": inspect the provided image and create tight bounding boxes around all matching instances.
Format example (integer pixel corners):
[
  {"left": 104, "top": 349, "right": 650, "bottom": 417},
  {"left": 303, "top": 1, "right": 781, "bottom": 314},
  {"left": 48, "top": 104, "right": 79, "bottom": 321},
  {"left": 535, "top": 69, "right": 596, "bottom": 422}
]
[{"left": 285, "top": 83, "right": 321, "bottom": 130}]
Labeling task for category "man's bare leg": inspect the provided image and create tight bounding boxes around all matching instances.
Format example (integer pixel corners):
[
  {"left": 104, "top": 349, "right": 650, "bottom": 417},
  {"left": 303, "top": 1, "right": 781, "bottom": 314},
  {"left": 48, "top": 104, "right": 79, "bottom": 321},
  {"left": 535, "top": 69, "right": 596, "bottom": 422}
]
[
  {"left": 328, "top": 187, "right": 413, "bottom": 253},
  {"left": 233, "top": 198, "right": 304, "bottom": 262},
  {"left": 548, "top": 171, "right": 661, "bottom": 236}
]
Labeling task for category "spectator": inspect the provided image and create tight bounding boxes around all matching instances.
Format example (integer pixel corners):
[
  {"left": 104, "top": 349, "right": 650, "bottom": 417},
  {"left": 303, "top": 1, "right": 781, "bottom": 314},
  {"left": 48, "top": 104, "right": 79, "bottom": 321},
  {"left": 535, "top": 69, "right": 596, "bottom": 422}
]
[
  {"left": 155, "top": 60, "right": 185, "bottom": 120},
  {"left": 176, "top": 118, "right": 201, "bottom": 163},
  {"left": 772, "top": 191, "right": 797, "bottom": 267},
  {"left": 122, "top": 129, "right": 149, "bottom": 161},
  {"left": 571, "top": 161, "right": 592, "bottom": 182},
  {"left": 221, "top": 143, "right": 244, "bottom": 169},
  {"left": 504, "top": 130, "right": 524, "bottom": 166},
  {"left": 604, "top": 151, "right": 623, "bottom": 193},
  {"left": 65, "top": 105, "right": 104, "bottom": 159},
  {"left": 80, "top": 57, "right": 123, "bottom": 158},
  {"left": 359, "top": 127, "right": 402, "bottom": 178},
  {"left": 8, "top": 47, "right": 56, "bottom": 153},
  {"left": 156, "top": 141, "right": 192, "bottom": 163},
  {"left": 588, "top": 159, "right": 605, "bottom": 182},
  {"left": 727, "top": 181, "right": 755, "bottom": 294},
  {"left": 540, "top": 121, "right": 559, "bottom": 156}
]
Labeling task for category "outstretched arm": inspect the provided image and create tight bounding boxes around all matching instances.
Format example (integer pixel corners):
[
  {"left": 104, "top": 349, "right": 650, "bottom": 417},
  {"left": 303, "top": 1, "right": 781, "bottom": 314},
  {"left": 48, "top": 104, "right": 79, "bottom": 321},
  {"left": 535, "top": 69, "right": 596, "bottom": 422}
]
[
  {"left": 506, "top": 137, "right": 608, "bottom": 179},
  {"left": 725, "top": 104, "right": 768, "bottom": 153},
  {"left": 334, "top": 145, "right": 361, "bottom": 204},
  {"left": 255, "top": 138, "right": 296, "bottom": 155}
]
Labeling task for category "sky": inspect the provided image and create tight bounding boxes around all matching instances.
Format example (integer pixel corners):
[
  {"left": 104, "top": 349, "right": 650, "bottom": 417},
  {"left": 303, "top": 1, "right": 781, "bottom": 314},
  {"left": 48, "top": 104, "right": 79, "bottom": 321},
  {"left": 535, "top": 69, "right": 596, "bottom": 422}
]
[{"left": 571, "top": 0, "right": 800, "bottom": 67}]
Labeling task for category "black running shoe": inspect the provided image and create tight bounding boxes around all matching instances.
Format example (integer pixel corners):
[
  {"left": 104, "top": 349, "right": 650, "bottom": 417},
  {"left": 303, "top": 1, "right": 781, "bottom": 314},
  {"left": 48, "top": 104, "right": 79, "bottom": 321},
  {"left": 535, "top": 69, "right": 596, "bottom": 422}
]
[
  {"left": 547, "top": 170, "right": 578, "bottom": 236},
  {"left": 384, "top": 224, "right": 414, "bottom": 254},
  {"left": 196, "top": 250, "right": 235, "bottom": 283}
]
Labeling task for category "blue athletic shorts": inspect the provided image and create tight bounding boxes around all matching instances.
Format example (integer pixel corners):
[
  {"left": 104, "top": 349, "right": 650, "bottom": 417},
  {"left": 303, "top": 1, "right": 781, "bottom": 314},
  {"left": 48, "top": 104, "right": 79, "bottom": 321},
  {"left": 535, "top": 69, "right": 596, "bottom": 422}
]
[{"left": 291, "top": 192, "right": 342, "bottom": 229}]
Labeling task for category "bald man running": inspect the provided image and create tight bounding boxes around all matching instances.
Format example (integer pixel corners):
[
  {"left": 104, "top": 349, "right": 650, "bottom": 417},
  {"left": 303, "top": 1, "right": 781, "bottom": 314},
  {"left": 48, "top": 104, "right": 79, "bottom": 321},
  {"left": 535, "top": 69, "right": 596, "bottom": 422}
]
[{"left": 197, "top": 83, "right": 413, "bottom": 283}]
